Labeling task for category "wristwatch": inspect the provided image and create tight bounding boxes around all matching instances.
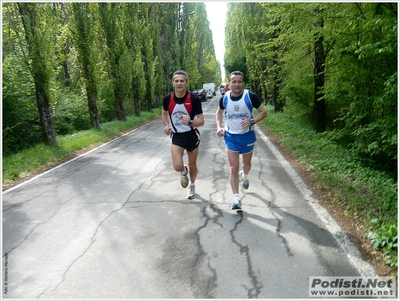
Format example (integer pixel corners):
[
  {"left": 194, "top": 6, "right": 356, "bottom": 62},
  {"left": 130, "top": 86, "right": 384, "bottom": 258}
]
[
  {"left": 189, "top": 120, "right": 193, "bottom": 126},
  {"left": 250, "top": 118, "right": 255, "bottom": 125}
]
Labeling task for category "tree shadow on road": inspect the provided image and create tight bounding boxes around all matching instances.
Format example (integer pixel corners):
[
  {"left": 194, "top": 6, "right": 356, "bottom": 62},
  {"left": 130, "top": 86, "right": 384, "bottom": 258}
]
[{"left": 241, "top": 191, "right": 341, "bottom": 249}]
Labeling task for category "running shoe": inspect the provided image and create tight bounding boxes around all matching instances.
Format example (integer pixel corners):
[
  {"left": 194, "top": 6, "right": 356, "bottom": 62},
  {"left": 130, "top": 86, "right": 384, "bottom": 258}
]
[
  {"left": 239, "top": 170, "right": 249, "bottom": 189},
  {"left": 231, "top": 196, "right": 242, "bottom": 210},
  {"left": 187, "top": 184, "right": 196, "bottom": 199},
  {"left": 181, "top": 165, "right": 189, "bottom": 188}
]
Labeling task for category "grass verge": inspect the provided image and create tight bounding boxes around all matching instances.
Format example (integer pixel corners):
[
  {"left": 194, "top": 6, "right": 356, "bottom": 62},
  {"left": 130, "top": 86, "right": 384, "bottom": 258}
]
[
  {"left": 262, "top": 105, "right": 397, "bottom": 271},
  {"left": 2, "top": 109, "right": 161, "bottom": 187}
]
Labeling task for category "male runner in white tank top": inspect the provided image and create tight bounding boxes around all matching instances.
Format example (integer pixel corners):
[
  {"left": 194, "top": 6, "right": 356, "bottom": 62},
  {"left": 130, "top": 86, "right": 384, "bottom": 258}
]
[{"left": 216, "top": 71, "right": 267, "bottom": 210}]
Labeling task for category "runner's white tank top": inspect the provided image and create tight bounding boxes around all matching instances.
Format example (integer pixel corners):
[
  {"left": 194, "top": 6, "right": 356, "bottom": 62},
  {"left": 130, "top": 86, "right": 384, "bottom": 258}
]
[
  {"left": 223, "top": 90, "right": 254, "bottom": 134},
  {"left": 168, "top": 93, "right": 192, "bottom": 133}
]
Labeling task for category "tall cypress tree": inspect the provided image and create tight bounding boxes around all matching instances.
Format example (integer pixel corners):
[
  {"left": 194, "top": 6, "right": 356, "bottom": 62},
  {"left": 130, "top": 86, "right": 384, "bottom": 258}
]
[
  {"left": 17, "top": 2, "right": 57, "bottom": 145},
  {"left": 71, "top": 2, "right": 100, "bottom": 128}
]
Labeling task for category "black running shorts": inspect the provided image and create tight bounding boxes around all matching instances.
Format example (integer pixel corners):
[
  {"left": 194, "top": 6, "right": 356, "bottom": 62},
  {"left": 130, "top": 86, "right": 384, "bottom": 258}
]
[{"left": 171, "top": 129, "right": 200, "bottom": 152}]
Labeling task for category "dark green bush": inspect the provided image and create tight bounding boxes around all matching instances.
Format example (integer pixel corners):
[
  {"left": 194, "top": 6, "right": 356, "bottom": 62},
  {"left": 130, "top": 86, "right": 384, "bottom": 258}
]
[
  {"left": 366, "top": 220, "right": 398, "bottom": 267},
  {"left": 53, "top": 88, "right": 92, "bottom": 135},
  {"left": 2, "top": 55, "right": 43, "bottom": 155}
]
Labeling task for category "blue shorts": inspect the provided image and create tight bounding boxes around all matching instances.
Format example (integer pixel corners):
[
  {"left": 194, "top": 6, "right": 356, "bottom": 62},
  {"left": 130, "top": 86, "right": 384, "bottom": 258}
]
[{"left": 224, "top": 131, "right": 256, "bottom": 154}]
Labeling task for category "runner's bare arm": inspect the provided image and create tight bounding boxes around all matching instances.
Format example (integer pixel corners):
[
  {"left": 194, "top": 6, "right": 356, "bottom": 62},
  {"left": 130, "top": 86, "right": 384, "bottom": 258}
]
[
  {"left": 216, "top": 108, "right": 224, "bottom": 137},
  {"left": 161, "top": 110, "right": 171, "bottom": 135}
]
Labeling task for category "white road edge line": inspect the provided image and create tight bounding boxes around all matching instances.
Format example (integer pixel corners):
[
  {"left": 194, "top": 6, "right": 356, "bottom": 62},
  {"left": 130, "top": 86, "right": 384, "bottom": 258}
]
[
  {"left": 3, "top": 121, "right": 156, "bottom": 195},
  {"left": 255, "top": 126, "right": 377, "bottom": 278}
]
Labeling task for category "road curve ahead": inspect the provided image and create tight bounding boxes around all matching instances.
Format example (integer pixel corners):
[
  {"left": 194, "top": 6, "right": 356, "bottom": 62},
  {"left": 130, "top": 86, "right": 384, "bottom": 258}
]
[{"left": 2, "top": 94, "right": 375, "bottom": 299}]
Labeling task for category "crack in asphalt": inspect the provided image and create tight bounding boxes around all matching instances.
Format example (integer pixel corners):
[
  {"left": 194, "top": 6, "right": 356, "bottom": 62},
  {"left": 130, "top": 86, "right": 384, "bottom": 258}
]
[
  {"left": 3, "top": 144, "right": 122, "bottom": 212},
  {"left": 255, "top": 145, "right": 293, "bottom": 257},
  {"left": 4, "top": 190, "right": 84, "bottom": 257},
  {"left": 3, "top": 152, "right": 135, "bottom": 257},
  {"left": 3, "top": 132, "right": 149, "bottom": 211},
  {"left": 190, "top": 203, "right": 223, "bottom": 298},
  {"left": 230, "top": 211, "right": 264, "bottom": 298},
  {"left": 5, "top": 122, "right": 228, "bottom": 298},
  {"left": 270, "top": 209, "right": 294, "bottom": 257},
  {"left": 39, "top": 175, "right": 148, "bottom": 298},
  {"left": 208, "top": 127, "right": 265, "bottom": 297},
  {"left": 38, "top": 206, "right": 124, "bottom": 298},
  {"left": 37, "top": 140, "right": 167, "bottom": 298}
]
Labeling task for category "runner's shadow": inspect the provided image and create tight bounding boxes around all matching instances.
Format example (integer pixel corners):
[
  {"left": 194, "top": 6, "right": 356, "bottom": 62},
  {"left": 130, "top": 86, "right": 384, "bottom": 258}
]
[{"left": 244, "top": 192, "right": 338, "bottom": 248}]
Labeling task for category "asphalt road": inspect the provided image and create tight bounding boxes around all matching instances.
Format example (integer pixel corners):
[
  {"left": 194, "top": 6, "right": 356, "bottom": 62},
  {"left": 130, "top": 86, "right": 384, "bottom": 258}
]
[{"left": 2, "top": 93, "right": 376, "bottom": 299}]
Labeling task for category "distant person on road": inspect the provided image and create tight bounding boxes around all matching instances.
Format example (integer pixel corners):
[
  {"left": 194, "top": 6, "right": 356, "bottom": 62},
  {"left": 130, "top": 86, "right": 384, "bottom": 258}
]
[
  {"left": 215, "top": 71, "right": 267, "bottom": 210},
  {"left": 162, "top": 70, "right": 205, "bottom": 199}
]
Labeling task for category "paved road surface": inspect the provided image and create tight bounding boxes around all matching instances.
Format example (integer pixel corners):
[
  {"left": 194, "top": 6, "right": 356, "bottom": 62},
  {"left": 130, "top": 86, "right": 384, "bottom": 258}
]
[{"left": 2, "top": 94, "right": 375, "bottom": 299}]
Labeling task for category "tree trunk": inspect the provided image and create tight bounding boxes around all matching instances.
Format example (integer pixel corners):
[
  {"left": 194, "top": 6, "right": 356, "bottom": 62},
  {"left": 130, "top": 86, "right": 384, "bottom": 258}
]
[
  {"left": 145, "top": 75, "right": 152, "bottom": 111},
  {"left": 82, "top": 57, "right": 100, "bottom": 129},
  {"left": 313, "top": 9, "right": 326, "bottom": 132},
  {"left": 61, "top": 60, "right": 70, "bottom": 86},
  {"left": 87, "top": 90, "right": 100, "bottom": 128},
  {"left": 83, "top": 69, "right": 100, "bottom": 128},
  {"left": 114, "top": 90, "right": 126, "bottom": 121},
  {"left": 72, "top": 3, "right": 100, "bottom": 128},
  {"left": 17, "top": 3, "right": 57, "bottom": 146},
  {"left": 33, "top": 72, "right": 57, "bottom": 145},
  {"left": 132, "top": 80, "right": 141, "bottom": 117}
]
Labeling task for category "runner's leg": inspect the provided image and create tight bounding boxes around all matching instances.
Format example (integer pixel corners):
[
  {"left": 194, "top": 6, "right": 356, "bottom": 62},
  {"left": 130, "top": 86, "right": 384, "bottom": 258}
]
[
  {"left": 171, "top": 144, "right": 186, "bottom": 173},
  {"left": 227, "top": 149, "right": 240, "bottom": 194},
  {"left": 187, "top": 147, "right": 198, "bottom": 183},
  {"left": 242, "top": 151, "right": 253, "bottom": 175}
]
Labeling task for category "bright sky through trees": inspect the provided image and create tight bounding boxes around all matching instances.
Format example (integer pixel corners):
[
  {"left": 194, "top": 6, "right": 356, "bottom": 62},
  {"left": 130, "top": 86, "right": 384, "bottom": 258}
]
[{"left": 205, "top": 1, "right": 228, "bottom": 81}]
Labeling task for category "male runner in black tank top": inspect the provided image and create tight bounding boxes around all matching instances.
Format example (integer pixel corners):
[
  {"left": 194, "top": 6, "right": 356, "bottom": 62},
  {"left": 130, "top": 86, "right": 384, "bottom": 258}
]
[{"left": 161, "top": 70, "right": 204, "bottom": 199}]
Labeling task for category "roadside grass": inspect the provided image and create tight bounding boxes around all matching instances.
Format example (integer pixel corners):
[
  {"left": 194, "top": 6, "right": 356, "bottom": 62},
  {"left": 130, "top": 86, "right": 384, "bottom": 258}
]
[
  {"left": 262, "top": 105, "right": 397, "bottom": 269},
  {"left": 2, "top": 109, "right": 161, "bottom": 186}
]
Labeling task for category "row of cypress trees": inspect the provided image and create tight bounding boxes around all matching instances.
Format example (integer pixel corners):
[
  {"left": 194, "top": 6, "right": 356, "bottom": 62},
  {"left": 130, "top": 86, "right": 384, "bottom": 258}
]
[
  {"left": 3, "top": 2, "right": 220, "bottom": 155},
  {"left": 224, "top": 2, "right": 397, "bottom": 174}
]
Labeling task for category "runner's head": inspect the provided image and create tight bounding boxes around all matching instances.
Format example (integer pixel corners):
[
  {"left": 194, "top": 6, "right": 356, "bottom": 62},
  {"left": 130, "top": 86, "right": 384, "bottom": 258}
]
[
  {"left": 172, "top": 70, "right": 189, "bottom": 95},
  {"left": 172, "top": 70, "right": 189, "bottom": 82},
  {"left": 229, "top": 71, "right": 245, "bottom": 96}
]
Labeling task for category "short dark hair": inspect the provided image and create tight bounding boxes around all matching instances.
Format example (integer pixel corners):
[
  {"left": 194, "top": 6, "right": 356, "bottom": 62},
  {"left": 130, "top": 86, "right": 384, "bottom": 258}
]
[{"left": 172, "top": 70, "right": 189, "bottom": 81}]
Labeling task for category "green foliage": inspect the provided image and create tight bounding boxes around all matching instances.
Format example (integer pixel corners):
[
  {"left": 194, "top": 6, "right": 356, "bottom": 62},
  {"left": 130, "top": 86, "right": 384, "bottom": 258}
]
[
  {"left": 366, "top": 220, "right": 398, "bottom": 267},
  {"left": 2, "top": 3, "right": 220, "bottom": 154},
  {"left": 53, "top": 87, "right": 91, "bottom": 135},
  {"left": 16, "top": 2, "right": 58, "bottom": 145},
  {"left": 225, "top": 1, "right": 397, "bottom": 173},
  {"left": 182, "top": 2, "right": 219, "bottom": 87},
  {"left": 118, "top": 50, "right": 134, "bottom": 109},
  {"left": 97, "top": 77, "right": 118, "bottom": 122},
  {"left": 224, "top": 3, "right": 247, "bottom": 77},
  {"left": 70, "top": 2, "right": 101, "bottom": 128},
  {"left": 2, "top": 55, "right": 42, "bottom": 155},
  {"left": 133, "top": 52, "right": 147, "bottom": 108},
  {"left": 327, "top": 3, "right": 398, "bottom": 170}
]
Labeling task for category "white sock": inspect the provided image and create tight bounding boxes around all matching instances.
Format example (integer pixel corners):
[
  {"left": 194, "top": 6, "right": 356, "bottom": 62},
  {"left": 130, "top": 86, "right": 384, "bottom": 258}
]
[
  {"left": 234, "top": 193, "right": 239, "bottom": 199},
  {"left": 182, "top": 166, "right": 188, "bottom": 175}
]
